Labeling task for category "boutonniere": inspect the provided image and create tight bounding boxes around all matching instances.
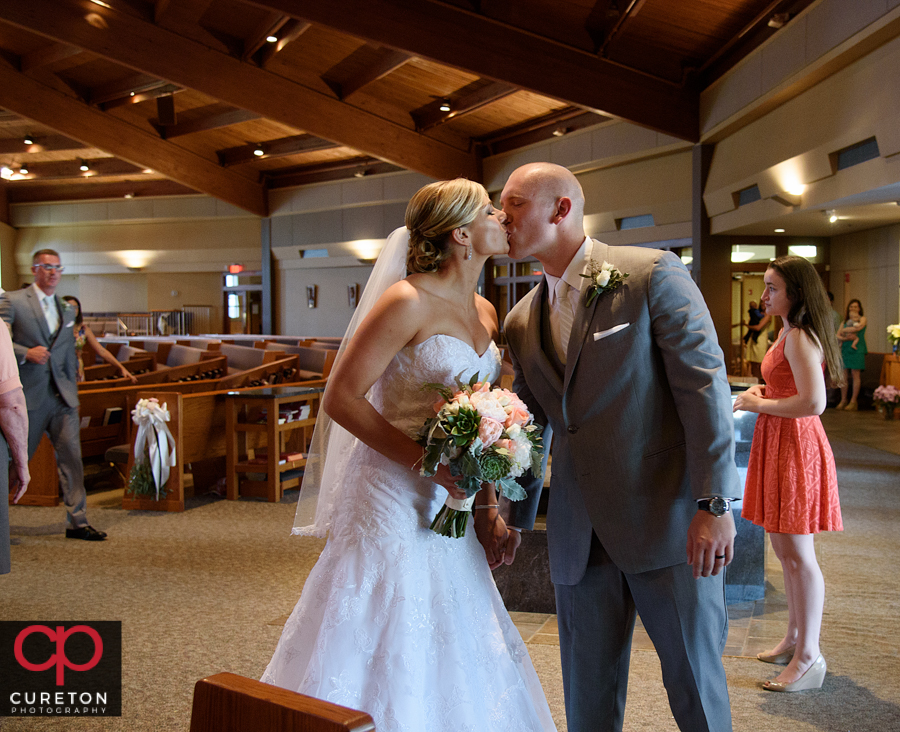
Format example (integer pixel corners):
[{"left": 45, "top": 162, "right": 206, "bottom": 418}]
[{"left": 581, "top": 260, "right": 628, "bottom": 307}]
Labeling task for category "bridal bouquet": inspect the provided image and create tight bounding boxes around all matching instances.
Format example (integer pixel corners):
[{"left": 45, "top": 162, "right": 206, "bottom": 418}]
[{"left": 418, "top": 373, "right": 544, "bottom": 538}]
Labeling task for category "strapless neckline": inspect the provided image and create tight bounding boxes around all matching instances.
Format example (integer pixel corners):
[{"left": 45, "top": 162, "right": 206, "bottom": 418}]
[{"left": 405, "top": 333, "right": 496, "bottom": 360}]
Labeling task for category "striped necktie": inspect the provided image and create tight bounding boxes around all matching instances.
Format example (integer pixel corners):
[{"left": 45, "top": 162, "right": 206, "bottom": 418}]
[
  {"left": 42, "top": 296, "right": 59, "bottom": 335},
  {"left": 555, "top": 279, "right": 575, "bottom": 361}
]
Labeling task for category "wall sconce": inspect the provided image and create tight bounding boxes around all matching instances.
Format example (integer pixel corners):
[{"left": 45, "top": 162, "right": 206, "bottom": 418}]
[
  {"left": 306, "top": 285, "right": 317, "bottom": 309},
  {"left": 348, "top": 283, "right": 360, "bottom": 308},
  {"left": 126, "top": 266, "right": 144, "bottom": 272}
]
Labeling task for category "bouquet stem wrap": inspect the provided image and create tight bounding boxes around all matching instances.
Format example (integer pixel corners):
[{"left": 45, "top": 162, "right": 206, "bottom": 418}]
[
  {"left": 430, "top": 494, "right": 477, "bottom": 538},
  {"left": 131, "top": 398, "right": 176, "bottom": 501}
]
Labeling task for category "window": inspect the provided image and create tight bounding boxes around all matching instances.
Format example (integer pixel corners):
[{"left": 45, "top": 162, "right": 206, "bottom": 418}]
[
  {"left": 299, "top": 248, "right": 329, "bottom": 258},
  {"left": 835, "top": 137, "right": 879, "bottom": 171},
  {"left": 617, "top": 214, "right": 655, "bottom": 231},
  {"left": 736, "top": 185, "right": 761, "bottom": 207}
]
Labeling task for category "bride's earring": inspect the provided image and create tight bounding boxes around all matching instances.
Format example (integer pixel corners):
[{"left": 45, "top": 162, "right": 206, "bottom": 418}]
[{"left": 466, "top": 244, "right": 472, "bottom": 260}]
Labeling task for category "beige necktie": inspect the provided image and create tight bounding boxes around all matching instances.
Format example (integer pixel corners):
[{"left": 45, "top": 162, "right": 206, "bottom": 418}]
[
  {"left": 42, "top": 296, "right": 59, "bottom": 335},
  {"left": 555, "top": 279, "right": 575, "bottom": 359}
]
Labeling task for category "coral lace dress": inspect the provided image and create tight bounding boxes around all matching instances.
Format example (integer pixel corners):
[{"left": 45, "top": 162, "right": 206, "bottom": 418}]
[{"left": 743, "top": 333, "right": 843, "bottom": 534}]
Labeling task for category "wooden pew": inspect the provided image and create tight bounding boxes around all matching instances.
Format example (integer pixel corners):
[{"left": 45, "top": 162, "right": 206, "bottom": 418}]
[
  {"left": 122, "top": 377, "right": 323, "bottom": 511},
  {"left": 78, "top": 356, "right": 227, "bottom": 391},
  {"left": 189, "top": 673, "right": 375, "bottom": 732},
  {"left": 78, "top": 380, "right": 225, "bottom": 458},
  {"left": 82, "top": 355, "right": 156, "bottom": 383},
  {"left": 219, "top": 344, "right": 285, "bottom": 374},
  {"left": 215, "top": 355, "right": 301, "bottom": 390}
]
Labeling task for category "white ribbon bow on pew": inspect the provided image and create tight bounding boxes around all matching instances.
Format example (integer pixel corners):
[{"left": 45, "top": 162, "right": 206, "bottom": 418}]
[{"left": 131, "top": 398, "right": 177, "bottom": 501}]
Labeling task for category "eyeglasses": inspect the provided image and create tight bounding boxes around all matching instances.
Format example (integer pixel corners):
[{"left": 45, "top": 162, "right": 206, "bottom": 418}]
[{"left": 33, "top": 264, "right": 64, "bottom": 273}]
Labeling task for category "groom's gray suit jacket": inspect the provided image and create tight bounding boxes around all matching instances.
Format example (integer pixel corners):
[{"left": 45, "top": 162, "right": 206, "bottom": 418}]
[{"left": 505, "top": 242, "right": 741, "bottom": 584}]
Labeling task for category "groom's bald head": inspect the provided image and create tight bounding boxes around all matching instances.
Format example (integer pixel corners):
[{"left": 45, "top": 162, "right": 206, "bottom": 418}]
[{"left": 500, "top": 162, "right": 586, "bottom": 273}]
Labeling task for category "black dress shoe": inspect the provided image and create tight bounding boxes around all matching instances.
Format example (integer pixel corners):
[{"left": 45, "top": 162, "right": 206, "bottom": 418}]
[{"left": 66, "top": 526, "right": 108, "bottom": 541}]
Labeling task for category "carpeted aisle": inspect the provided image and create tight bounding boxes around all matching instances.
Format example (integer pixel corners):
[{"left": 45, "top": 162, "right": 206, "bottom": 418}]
[{"left": 2, "top": 424, "right": 899, "bottom": 731}]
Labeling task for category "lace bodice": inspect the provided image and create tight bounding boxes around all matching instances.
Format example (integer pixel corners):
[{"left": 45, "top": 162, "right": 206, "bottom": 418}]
[{"left": 371, "top": 334, "right": 502, "bottom": 438}]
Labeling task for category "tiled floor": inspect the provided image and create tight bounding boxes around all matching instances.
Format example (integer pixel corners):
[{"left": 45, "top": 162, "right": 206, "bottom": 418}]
[
  {"left": 512, "top": 546, "right": 792, "bottom": 660},
  {"left": 514, "top": 405, "right": 897, "bottom": 658}
]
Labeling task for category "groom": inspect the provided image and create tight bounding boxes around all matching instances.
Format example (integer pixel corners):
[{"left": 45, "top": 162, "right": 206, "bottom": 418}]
[{"left": 480, "top": 163, "right": 740, "bottom": 731}]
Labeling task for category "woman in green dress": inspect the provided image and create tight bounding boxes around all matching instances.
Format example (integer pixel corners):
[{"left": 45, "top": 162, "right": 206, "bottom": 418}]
[{"left": 835, "top": 298, "right": 867, "bottom": 410}]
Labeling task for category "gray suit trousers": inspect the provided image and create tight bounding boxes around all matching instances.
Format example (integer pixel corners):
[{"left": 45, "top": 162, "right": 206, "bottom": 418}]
[
  {"left": 555, "top": 533, "right": 732, "bottom": 732},
  {"left": 27, "top": 397, "right": 86, "bottom": 530}
]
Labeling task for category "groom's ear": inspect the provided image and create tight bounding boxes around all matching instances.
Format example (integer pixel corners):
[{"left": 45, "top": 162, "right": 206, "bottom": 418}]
[{"left": 551, "top": 197, "right": 572, "bottom": 224}]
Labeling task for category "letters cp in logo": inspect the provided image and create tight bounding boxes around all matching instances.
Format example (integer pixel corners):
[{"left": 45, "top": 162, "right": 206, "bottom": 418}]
[{"left": 14, "top": 625, "right": 103, "bottom": 686}]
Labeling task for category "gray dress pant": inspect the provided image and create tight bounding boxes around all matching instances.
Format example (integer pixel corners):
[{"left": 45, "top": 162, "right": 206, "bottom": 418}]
[
  {"left": 555, "top": 532, "right": 732, "bottom": 732},
  {"left": 27, "top": 396, "right": 87, "bottom": 530}
]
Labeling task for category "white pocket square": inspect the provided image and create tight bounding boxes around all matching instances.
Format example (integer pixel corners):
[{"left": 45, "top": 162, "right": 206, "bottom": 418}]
[{"left": 593, "top": 323, "right": 630, "bottom": 341}]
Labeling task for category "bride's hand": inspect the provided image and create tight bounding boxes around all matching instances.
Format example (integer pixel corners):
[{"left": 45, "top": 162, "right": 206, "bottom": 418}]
[{"left": 432, "top": 463, "right": 467, "bottom": 500}]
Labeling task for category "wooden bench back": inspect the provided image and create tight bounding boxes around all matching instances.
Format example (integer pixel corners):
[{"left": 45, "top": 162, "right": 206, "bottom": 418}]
[
  {"left": 216, "top": 355, "right": 302, "bottom": 390},
  {"left": 220, "top": 343, "right": 284, "bottom": 372},
  {"left": 189, "top": 673, "right": 375, "bottom": 732}
]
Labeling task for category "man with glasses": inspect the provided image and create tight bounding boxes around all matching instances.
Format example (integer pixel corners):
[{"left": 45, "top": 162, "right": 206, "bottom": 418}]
[{"left": 0, "top": 249, "right": 107, "bottom": 540}]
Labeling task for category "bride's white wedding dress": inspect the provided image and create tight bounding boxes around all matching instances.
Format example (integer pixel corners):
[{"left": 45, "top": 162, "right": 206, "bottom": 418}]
[{"left": 262, "top": 334, "right": 556, "bottom": 732}]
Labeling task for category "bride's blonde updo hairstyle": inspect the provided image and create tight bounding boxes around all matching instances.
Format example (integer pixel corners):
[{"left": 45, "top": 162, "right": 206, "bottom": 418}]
[{"left": 405, "top": 178, "right": 487, "bottom": 273}]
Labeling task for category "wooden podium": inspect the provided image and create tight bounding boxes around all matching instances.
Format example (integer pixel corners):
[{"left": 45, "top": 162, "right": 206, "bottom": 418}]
[
  {"left": 881, "top": 354, "right": 900, "bottom": 389},
  {"left": 8, "top": 435, "right": 59, "bottom": 506}
]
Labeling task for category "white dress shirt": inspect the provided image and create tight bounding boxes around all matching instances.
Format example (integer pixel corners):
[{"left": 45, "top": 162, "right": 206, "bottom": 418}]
[
  {"left": 33, "top": 283, "right": 59, "bottom": 336},
  {"left": 544, "top": 237, "right": 592, "bottom": 364}
]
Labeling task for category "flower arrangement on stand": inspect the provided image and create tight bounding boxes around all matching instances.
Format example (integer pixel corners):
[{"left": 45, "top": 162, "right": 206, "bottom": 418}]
[
  {"left": 888, "top": 324, "right": 900, "bottom": 355},
  {"left": 128, "top": 398, "right": 177, "bottom": 499},
  {"left": 418, "top": 373, "right": 544, "bottom": 538},
  {"left": 873, "top": 385, "right": 900, "bottom": 420}
]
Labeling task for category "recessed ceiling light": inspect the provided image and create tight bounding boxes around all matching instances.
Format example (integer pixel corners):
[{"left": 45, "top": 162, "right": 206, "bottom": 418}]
[
  {"left": 142, "top": 168, "right": 154, "bottom": 174},
  {"left": 124, "top": 192, "right": 135, "bottom": 199},
  {"left": 266, "top": 35, "right": 278, "bottom": 43},
  {"left": 23, "top": 135, "right": 33, "bottom": 146},
  {"left": 774, "top": 228, "right": 785, "bottom": 233},
  {"left": 253, "top": 145, "right": 265, "bottom": 157},
  {"left": 439, "top": 100, "right": 451, "bottom": 112},
  {"left": 79, "top": 161, "right": 90, "bottom": 171},
  {"left": 19, "top": 165, "right": 28, "bottom": 175}
]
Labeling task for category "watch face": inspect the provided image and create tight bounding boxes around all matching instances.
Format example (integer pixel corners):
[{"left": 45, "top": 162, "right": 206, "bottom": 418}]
[{"left": 709, "top": 497, "right": 728, "bottom": 516}]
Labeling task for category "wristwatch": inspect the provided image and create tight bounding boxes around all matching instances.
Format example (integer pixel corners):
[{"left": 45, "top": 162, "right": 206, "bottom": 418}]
[{"left": 697, "top": 497, "right": 732, "bottom": 518}]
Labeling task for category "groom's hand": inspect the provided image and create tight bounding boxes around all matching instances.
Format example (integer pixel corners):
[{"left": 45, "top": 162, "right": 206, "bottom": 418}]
[
  {"left": 687, "top": 510, "right": 736, "bottom": 579},
  {"left": 474, "top": 508, "right": 510, "bottom": 570}
]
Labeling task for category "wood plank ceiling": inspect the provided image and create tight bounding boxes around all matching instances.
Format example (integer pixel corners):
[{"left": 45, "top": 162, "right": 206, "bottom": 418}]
[{"left": 0, "top": 0, "right": 815, "bottom": 216}]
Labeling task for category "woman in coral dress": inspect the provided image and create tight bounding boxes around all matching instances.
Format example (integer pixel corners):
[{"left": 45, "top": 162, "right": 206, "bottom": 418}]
[{"left": 733, "top": 255, "right": 843, "bottom": 693}]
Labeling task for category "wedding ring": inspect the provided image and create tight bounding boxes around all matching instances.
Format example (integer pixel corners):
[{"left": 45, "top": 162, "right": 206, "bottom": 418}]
[{"left": 714, "top": 555, "right": 726, "bottom": 559}]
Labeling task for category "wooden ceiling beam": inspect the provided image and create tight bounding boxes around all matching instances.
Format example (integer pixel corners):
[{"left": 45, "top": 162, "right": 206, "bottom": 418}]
[
  {"left": 217, "top": 134, "right": 339, "bottom": 167},
  {"left": 477, "top": 108, "right": 610, "bottom": 155},
  {"left": 0, "top": 0, "right": 478, "bottom": 180},
  {"left": 244, "top": 0, "right": 699, "bottom": 141},
  {"left": 321, "top": 45, "right": 412, "bottom": 100},
  {"left": 158, "top": 103, "right": 262, "bottom": 138},
  {"left": 0, "top": 62, "right": 268, "bottom": 216},
  {"left": 0, "top": 134, "right": 90, "bottom": 154},
  {"left": 265, "top": 157, "right": 403, "bottom": 188},
  {"left": 15, "top": 158, "right": 144, "bottom": 179},
  {"left": 20, "top": 43, "right": 84, "bottom": 73},
  {"left": 254, "top": 17, "right": 310, "bottom": 67},
  {"left": 412, "top": 80, "right": 516, "bottom": 132},
  {"left": 89, "top": 72, "right": 167, "bottom": 105},
  {"left": 7, "top": 178, "right": 196, "bottom": 203},
  {"left": 100, "top": 83, "right": 181, "bottom": 111},
  {"left": 155, "top": 0, "right": 212, "bottom": 26},
  {"left": 243, "top": 12, "right": 289, "bottom": 60}
]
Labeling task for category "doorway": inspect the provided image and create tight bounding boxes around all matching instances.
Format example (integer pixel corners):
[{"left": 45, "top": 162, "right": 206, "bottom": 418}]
[{"left": 222, "top": 272, "right": 263, "bottom": 334}]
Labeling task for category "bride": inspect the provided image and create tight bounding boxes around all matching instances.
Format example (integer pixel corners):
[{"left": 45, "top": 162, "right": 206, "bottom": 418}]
[{"left": 262, "top": 179, "right": 557, "bottom": 731}]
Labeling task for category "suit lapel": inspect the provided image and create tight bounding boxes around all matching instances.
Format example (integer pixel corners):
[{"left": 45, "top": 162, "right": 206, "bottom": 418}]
[
  {"left": 563, "top": 240, "right": 608, "bottom": 393},
  {"left": 522, "top": 279, "right": 564, "bottom": 395}
]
